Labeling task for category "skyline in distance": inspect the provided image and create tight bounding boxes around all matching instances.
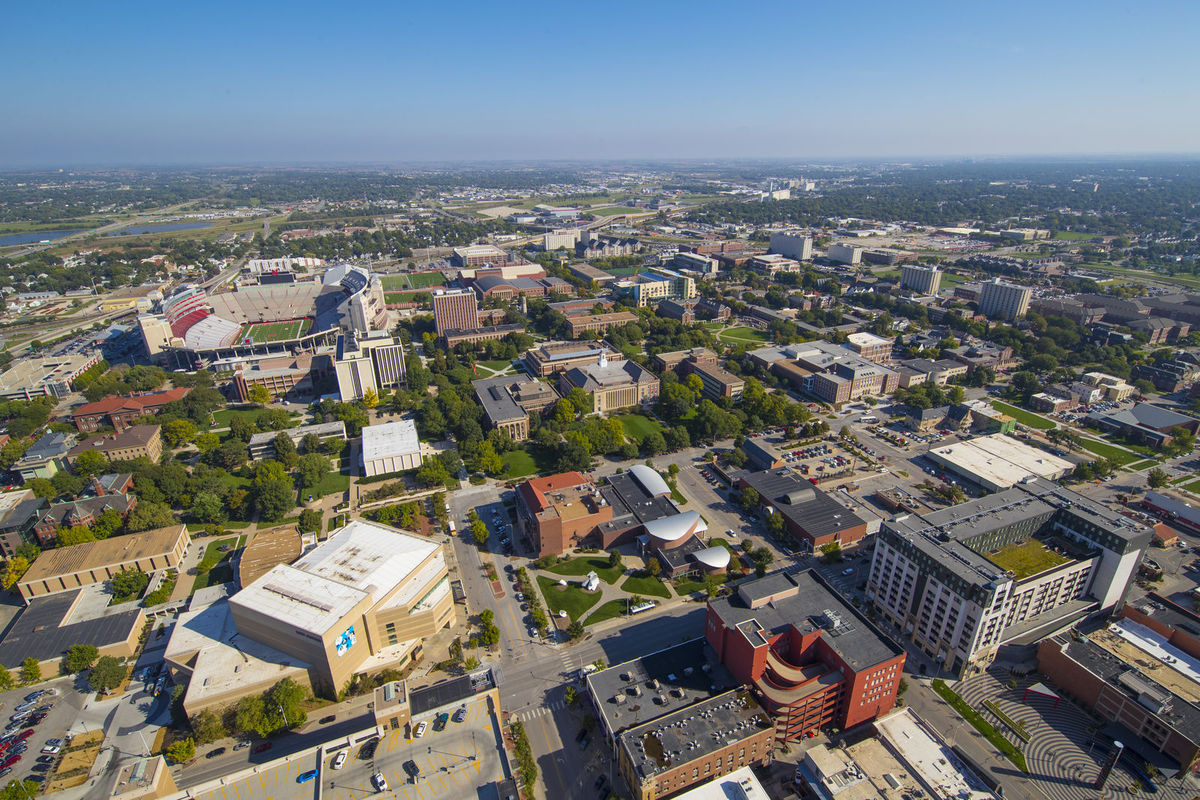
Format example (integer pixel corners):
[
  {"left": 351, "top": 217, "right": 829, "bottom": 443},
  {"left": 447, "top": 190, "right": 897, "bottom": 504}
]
[{"left": 3, "top": 0, "right": 1199, "bottom": 167}]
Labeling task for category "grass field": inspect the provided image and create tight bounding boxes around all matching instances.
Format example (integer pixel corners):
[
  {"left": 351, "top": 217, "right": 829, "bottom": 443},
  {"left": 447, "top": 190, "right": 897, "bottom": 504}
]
[
  {"left": 1182, "top": 479, "right": 1200, "bottom": 494},
  {"left": 990, "top": 400, "right": 1056, "bottom": 430},
  {"left": 718, "top": 326, "right": 769, "bottom": 344},
  {"left": 192, "top": 535, "right": 246, "bottom": 593},
  {"left": 616, "top": 413, "right": 666, "bottom": 443},
  {"left": 503, "top": 450, "right": 544, "bottom": 478},
  {"left": 583, "top": 599, "right": 627, "bottom": 627},
  {"left": 306, "top": 471, "right": 350, "bottom": 499},
  {"left": 537, "top": 576, "right": 602, "bottom": 622},
  {"left": 1076, "top": 437, "right": 1143, "bottom": 467},
  {"left": 381, "top": 272, "right": 446, "bottom": 291},
  {"left": 1053, "top": 231, "right": 1102, "bottom": 241},
  {"left": 543, "top": 555, "right": 625, "bottom": 584},
  {"left": 985, "top": 539, "right": 1070, "bottom": 580},
  {"left": 238, "top": 318, "right": 312, "bottom": 343},
  {"left": 620, "top": 573, "right": 671, "bottom": 598}
]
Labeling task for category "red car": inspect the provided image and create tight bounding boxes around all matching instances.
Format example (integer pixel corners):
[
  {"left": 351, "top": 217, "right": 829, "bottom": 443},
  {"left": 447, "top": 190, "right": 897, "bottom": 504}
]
[
  {"left": 16, "top": 731, "right": 34, "bottom": 741},
  {"left": 1, "top": 755, "right": 20, "bottom": 768},
  {"left": 252, "top": 742, "right": 272, "bottom": 754}
]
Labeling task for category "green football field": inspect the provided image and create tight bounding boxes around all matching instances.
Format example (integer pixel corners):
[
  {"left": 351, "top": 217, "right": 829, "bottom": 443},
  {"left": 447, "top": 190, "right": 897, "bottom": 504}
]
[
  {"left": 239, "top": 319, "right": 312, "bottom": 343},
  {"left": 380, "top": 272, "right": 447, "bottom": 291}
]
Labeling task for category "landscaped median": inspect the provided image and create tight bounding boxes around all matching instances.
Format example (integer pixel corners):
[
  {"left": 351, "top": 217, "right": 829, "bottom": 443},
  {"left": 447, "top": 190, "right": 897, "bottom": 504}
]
[{"left": 931, "top": 679, "right": 1027, "bottom": 771}]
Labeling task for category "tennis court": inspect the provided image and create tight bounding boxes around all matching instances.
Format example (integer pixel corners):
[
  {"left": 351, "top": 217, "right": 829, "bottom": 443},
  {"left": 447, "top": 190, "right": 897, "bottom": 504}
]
[{"left": 238, "top": 318, "right": 312, "bottom": 343}]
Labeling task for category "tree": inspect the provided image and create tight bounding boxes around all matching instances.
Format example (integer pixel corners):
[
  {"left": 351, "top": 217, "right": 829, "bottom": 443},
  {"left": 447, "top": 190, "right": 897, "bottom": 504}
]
[
  {"left": 111, "top": 569, "right": 150, "bottom": 600},
  {"left": 89, "top": 656, "right": 127, "bottom": 693},
  {"left": 20, "top": 657, "right": 40, "bottom": 685},
  {"left": 567, "top": 621, "right": 585, "bottom": 640},
  {"left": 162, "top": 419, "right": 198, "bottom": 447},
  {"left": 125, "top": 501, "right": 176, "bottom": 533},
  {"left": 190, "top": 491, "right": 226, "bottom": 525},
  {"left": 1147, "top": 467, "right": 1170, "bottom": 489},
  {"left": 0, "top": 557, "right": 29, "bottom": 589},
  {"left": 272, "top": 432, "right": 299, "bottom": 470},
  {"left": 296, "top": 453, "right": 330, "bottom": 489},
  {"left": 0, "top": 667, "right": 12, "bottom": 691},
  {"left": 266, "top": 677, "right": 307, "bottom": 729},
  {"left": 471, "top": 518, "right": 489, "bottom": 546},
  {"left": 165, "top": 737, "right": 195, "bottom": 764},
  {"left": 25, "top": 478, "right": 56, "bottom": 499},
  {"left": 739, "top": 487, "right": 759, "bottom": 512},
  {"left": 608, "top": 550, "right": 622, "bottom": 568},
  {"left": 229, "top": 414, "right": 255, "bottom": 442},
  {"left": 820, "top": 541, "right": 842, "bottom": 563},
  {"left": 234, "top": 695, "right": 270, "bottom": 738},
  {"left": 194, "top": 432, "right": 221, "bottom": 453},
  {"left": 765, "top": 512, "right": 785, "bottom": 537},
  {"left": 255, "top": 479, "right": 296, "bottom": 522},
  {"left": 247, "top": 383, "right": 272, "bottom": 405},
  {"left": 645, "top": 557, "right": 662, "bottom": 577},
  {"left": 1165, "top": 427, "right": 1196, "bottom": 458},
  {"left": 416, "top": 457, "right": 454, "bottom": 489},
  {"left": 64, "top": 644, "right": 99, "bottom": 673},
  {"left": 298, "top": 508, "right": 322, "bottom": 534},
  {"left": 361, "top": 388, "right": 379, "bottom": 409},
  {"left": 73, "top": 448, "right": 109, "bottom": 478}
]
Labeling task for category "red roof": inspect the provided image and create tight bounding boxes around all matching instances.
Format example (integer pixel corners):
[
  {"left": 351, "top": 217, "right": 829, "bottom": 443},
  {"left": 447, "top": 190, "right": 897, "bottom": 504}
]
[
  {"left": 72, "top": 387, "right": 191, "bottom": 418},
  {"left": 517, "top": 472, "right": 589, "bottom": 513}
]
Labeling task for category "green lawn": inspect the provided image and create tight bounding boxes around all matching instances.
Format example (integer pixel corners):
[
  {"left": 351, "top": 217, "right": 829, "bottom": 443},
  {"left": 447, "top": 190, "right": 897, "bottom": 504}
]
[
  {"left": 621, "top": 573, "right": 671, "bottom": 598},
  {"left": 536, "top": 576, "right": 602, "bottom": 622},
  {"left": 477, "top": 360, "right": 515, "bottom": 373},
  {"left": 1075, "top": 437, "right": 1143, "bottom": 467},
  {"left": 1182, "top": 479, "right": 1200, "bottom": 494},
  {"left": 1053, "top": 231, "right": 1102, "bottom": 241},
  {"left": 543, "top": 556, "right": 625, "bottom": 584},
  {"left": 191, "top": 535, "right": 246, "bottom": 593},
  {"left": 717, "top": 326, "right": 769, "bottom": 344},
  {"left": 985, "top": 539, "right": 1070, "bottom": 580},
  {"left": 503, "top": 450, "right": 539, "bottom": 478},
  {"left": 306, "top": 471, "right": 350, "bottom": 499},
  {"left": 616, "top": 413, "right": 666, "bottom": 444},
  {"left": 381, "top": 272, "right": 447, "bottom": 290},
  {"left": 582, "top": 599, "right": 628, "bottom": 627},
  {"left": 672, "top": 578, "right": 706, "bottom": 596},
  {"left": 990, "top": 401, "right": 1056, "bottom": 430},
  {"left": 932, "top": 680, "right": 1027, "bottom": 771}
]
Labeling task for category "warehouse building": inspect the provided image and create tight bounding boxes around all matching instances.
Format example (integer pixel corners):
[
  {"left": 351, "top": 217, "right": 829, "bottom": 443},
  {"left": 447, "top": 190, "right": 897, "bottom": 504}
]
[
  {"left": 925, "top": 434, "right": 1074, "bottom": 492},
  {"left": 736, "top": 469, "right": 869, "bottom": 553}
]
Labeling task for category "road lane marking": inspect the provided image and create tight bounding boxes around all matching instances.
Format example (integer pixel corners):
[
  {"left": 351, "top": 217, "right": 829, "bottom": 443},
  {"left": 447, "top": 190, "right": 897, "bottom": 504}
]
[{"left": 537, "top": 711, "right": 568, "bottom": 797}]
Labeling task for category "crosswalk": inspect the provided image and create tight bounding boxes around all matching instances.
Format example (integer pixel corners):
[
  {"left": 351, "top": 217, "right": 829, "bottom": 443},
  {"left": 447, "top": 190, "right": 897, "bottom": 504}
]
[{"left": 513, "top": 700, "right": 565, "bottom": 723}]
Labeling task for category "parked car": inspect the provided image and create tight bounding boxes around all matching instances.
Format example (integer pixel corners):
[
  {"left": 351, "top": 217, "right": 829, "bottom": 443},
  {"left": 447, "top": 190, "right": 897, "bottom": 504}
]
[
  {"left": 371, "top": 772, "right": 389, "bottom": 793},
  {"left": 205, "top": 748, "right": 226, "bottom": 759},
  {"left": 296, "top": 769, "right": 319, "bottom": 784},
  {"left": 331, "top": 750, "right": 348, "bottom": 770},
  {"left": 433, "top": 712, "right": 449, "bottom": 732},
  {"left": 414, "top": 721, "right": 427, "bottom": 738},
  {"left": 252, "top": 741, "right": 273, "bottom": 754},
  {"left": 452, "top": 705, "right": 467, "bottom": 723}
]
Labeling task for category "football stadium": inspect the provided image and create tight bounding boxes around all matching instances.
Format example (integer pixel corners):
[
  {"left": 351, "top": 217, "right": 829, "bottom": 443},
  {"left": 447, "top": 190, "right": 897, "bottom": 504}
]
[{"left": 138, "top": 264, "right": 391, "bottom": 367}]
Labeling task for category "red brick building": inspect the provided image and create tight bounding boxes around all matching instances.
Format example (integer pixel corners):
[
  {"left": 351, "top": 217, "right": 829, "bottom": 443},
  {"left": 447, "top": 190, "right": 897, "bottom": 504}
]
[
  {"left": 72, "top": 387, "right": 191, "bottom": 433},
  {"left": 706, "top": 570, "right": 906, "bottom": 742},
  {"left": 515, "top": 472, "right": 612, "bottom": 556},
  {"left": 735, "top": 469, "right": 869, "bottom": 553}
]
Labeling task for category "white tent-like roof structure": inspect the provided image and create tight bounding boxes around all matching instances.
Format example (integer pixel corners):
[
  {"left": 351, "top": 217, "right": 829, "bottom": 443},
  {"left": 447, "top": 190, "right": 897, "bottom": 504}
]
[
  {"left": 692, "top": 546, "right": 731, "bottom": 569},
  {"left": 644, "top": 510, "right": 702, "bottom": 546},
  {"left": 629, "top": 464, "right": 671, "bottom": 498}
]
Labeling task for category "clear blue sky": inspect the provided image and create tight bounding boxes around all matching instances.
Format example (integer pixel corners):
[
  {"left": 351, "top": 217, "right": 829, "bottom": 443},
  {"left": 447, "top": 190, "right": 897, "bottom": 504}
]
[{"left": 3, "top": 0, "right": 1198, "bottom": 167}]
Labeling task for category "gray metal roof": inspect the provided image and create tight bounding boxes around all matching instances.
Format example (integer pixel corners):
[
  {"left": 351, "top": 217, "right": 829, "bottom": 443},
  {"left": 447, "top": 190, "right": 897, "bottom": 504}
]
[{"left": 738, "top": 469, "right": 867, "bottom": 540}]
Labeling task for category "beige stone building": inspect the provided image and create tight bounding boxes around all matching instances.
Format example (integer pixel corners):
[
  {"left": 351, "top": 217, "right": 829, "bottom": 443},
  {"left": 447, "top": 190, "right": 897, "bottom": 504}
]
[
  {"left": 557, "top": 353, "right": 659, "bottom": 414},
  {"left": 69, "top": 424, "right": 163, "bottom": 464}
]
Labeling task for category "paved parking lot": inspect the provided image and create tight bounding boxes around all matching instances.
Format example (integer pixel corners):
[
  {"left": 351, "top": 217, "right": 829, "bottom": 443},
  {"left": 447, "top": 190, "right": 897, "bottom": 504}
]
[
  {"left": 191, "top": 697, "right": 506, "bottom": 800},
  {"left": 0, "top": 677, "right": 81, "bottom": 787}
]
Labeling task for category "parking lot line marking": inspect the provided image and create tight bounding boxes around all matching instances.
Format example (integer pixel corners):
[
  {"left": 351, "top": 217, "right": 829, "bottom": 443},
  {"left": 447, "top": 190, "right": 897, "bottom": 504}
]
[
  {"left": 412, "top": 779, "right": 425, "bottom": 800},
  {"left": 233, "top": 781, "right": 242, "bottom": 800},
  {"left": 438, "top": 755, "right": 459, "bottom": 787},
  {"left": 392, "top": 770, "right": 404, "bottom": 791},
  {"left": 220, "top": 787, "right": 228, "bottom": 800}
]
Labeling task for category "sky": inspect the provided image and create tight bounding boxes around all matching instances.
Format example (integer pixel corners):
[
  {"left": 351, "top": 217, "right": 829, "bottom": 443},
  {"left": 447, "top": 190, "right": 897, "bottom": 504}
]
[{"left": 2, "top": 0, "right": 1199, "bottom": 167}]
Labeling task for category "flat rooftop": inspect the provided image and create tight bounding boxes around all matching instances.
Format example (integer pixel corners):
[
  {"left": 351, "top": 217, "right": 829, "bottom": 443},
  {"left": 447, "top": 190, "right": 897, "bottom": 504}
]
[
  {"left": 587, "top": 639, "right": 737, "bottom": 738},
  {"left": 19, "top": 524, "right": 186, "bottom": 587},
  {"left": 409, "top": 667, "right": 498, "bottom": 716},
  {"left": 1091, "top": 618, "right": 1200, "bottom": 704},
  {"left": 361, "top": 419, "right": 419, "bottom": 461},
  {"left": 618, "top": 689, "right": 773, "bottom": 782},
  {"left": 237, "top": 525, "right": 302, "bottom": 588},
  {"left": 0, "top": 588, "right": 143, "bottom": 666},
  {"left": 710, "top": 570, "right": 903, "bottom": 671},
  {"left": 875, "top": 710, "right": 997, "bottom": 800},
  {"left": 927, "top": 434, "right": 1072, "bottom": 488},
  {"left": 668, "top": 766, "right": 770, "bottom": 800}
]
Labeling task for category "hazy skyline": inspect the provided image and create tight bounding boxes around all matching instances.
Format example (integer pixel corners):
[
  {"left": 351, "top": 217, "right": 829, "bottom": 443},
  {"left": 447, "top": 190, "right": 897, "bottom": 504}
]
[{"left": 3, "top": 0, "right": 1199, "bottom": 167}]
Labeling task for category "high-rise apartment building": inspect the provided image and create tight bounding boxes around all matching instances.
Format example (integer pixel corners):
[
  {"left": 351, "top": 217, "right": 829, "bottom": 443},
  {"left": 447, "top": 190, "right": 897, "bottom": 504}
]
[
  {"left": 978, "top": 278, "right": 1032, "bottom": 321},
  {"left": 431, "top": 289, "right": 479, "bottom": 335},
  {"left": 901, "top": 265, "right": 942, "bottom": 294},
  {"left": 769, "top": 231, "right": 813, "bottom": 261}
]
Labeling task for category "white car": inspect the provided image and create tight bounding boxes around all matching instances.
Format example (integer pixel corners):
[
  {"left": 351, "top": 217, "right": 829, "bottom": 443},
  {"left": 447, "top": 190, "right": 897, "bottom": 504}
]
[
  {"left": 330, "top": 750, "right": 348, "bottom": 770},
  {"left": 371, "top": 772, "right": 389, "bottom": 793},
  {"left": 414, "top": 721, "right": 427, "bottom": 738}
]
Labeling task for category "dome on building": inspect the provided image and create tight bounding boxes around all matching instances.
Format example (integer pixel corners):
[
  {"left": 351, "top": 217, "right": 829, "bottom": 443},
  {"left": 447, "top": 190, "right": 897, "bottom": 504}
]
[
  {"left": 629, "top": 464, "right": 671, "bottom": 498},
  {"left": 692, "top": 546, "right": 731, "bottom": 570},
  {"left": 644, "top": 510, "right": 701, "bottom": 547}
]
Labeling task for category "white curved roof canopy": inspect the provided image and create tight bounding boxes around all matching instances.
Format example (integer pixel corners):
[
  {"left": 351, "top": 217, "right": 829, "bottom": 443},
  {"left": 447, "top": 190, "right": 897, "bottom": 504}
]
[
  {"left": 629, "top": 464, "right": 671, "bottom": 498},
  {"left": 644, "top": 510, "right": 700, "bottom": 546},
  {"left": 692, "top": 546, "right": 731, "bottom": 569}
]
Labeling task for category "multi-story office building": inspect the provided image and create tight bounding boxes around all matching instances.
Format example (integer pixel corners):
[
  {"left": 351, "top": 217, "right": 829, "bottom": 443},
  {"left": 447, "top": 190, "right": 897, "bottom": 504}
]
[
  {"left": 901, "top": 264, "right": 942, "bottom": 294},
  {"left": 687, "top": 360, "right": 745, "bottom": 401},
  {"left": 769, "top": 231, "right": 813, "bottom": 261},
  {"left": 651, "top": 347, "right": 719, "bottom": 374},
  {"left": 70, "top": 424, "right": 163, "bottom": 464},
  {"left": 707, "top": 570, "right": 906, "bottom": 742},
  {"left": 72, "top": 387, "right": 192, "bottom": 432},
  {"left": 556, "top": 351, "right": 660, "bottom": 413},
  {"left": 978, "top": 278, "right": 1032, "bottom": 321},
  {"left": 844, "top": 332, "right": 893, "bottom": 363},
  {"left": 616, "top": 268, "right": 696, "bottom": 307},
  {"left": 450, "top": 244, "right": 508, "bottom": 268},
  {"left": 472, "top": 374, "right": 558, "bottom": 441},
  {"left": 431, "top": 289, "right": 479, "bottom": 335},
  {"left": 672, "top": 251, "right": 719, "bottom": 274},
  {"left": 751, "top": 343, "right": 899, "bottom": 406},
  {"left": 748, "top": 254, "right": 801, "bottom": 275},
  {"left": 334, "top": 332, "right": 406, "bottom": 401},
  {"left": 867, "top": 478, "right": 1151, "bottom": 676}
]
